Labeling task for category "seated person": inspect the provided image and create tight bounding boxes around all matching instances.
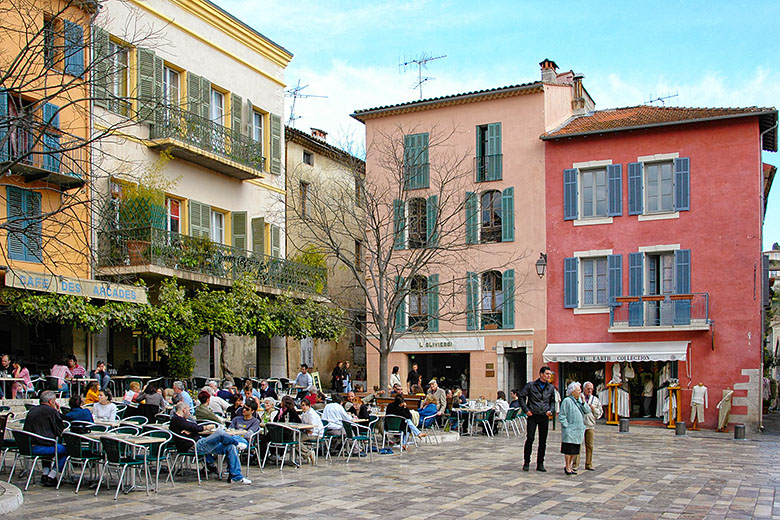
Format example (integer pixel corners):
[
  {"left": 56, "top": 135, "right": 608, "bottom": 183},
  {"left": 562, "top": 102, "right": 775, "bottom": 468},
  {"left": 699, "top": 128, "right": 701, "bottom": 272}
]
[
  {"left": 410, "top": 383, "right": 425, "bottom": 396},
  {"left": 386, "top": 394, "right": 427, "bottom": 443},
  {"left": 259, "top": 398, "right": 278, "bottom": 424},
  {"left": 276, "top": 395, "right": 301, "bottom": 423},
  {"left": 229, "top": 400, "right": 261, "bottom": 447},
  {"left": 242, "top": 382, "right": 262, "bottom": 409},
  {"left": 299, "top": 398, "right": 323, "bottom": 464},
  {"left": 226, "top": 393, "right": 245, "bottom": 420},
  {"left": 258, "top": 380, "right": 278, "bottom": 400},
  {"left": 169, "top": 401, "right": 251, "bottom": 484},
  {"left": 509, "top": 389, "right": 521, "bottom": 409},
  {"left": 195, "top": 391, "right": 226, "bottom": 424},
  {"left": 24, "top": 390, "right": 67, "bottom": 486},
  {"left": 217, "top": 381, "right": 235, "bottom": 401},
  {"left": 66, "top": 355, "right": 87, "bottom": 377},
  {"left": 135, "top": 383, "right": 166, "bottom": 412},
  {"left": 50, "top": 360, "right": 73, "bottom": 397},
  {"left": 163, "top": 388, "right": 175, "bottom": 405},
  {"left": 494, "top": 390, "right": 510, "bottom": 420},
  {"left": 389, "top": 383, "right": 403, "bottom": 396},
  {"left": 313, "top": 392, "right": 328, "bottom": 411},
  {"left": 123, "top": 381, "right": 141, "bottom": 405},
  {"left": 84, "top": 382, "right": 100, "bottom": 405},
  {"left": 320, "top": 393, "right": 354, "bottom": 436},
  {"left": 11, "top": 358, "right": 34, "bottom": 399},
  {"left": 92, "top": 390, "right": 117, "bottom": 421},
  {"left": 452, "top": 388, "right": 466, "bottom": 408},
  {"left": 343, "top": 391, "right": 357, "bottom": 414},
  {"left": 417, "top": 395, "right": 438, "bottom": 428},
  {"left": 65, "top": 394, "right": 94, "bottom": 423},
  {"left": 303, "top": 386, "right": 318, "bottom": 406},
  {"left": 92, "top": 360, "right": 111, "bottom": 392},
  {"left": 353, "top": 394, "right": 370, "bottom": 420}
]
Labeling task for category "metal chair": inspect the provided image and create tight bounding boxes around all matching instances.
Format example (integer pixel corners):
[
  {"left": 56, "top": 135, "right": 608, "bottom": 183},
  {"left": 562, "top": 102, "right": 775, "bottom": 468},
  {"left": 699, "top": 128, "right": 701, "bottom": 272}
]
[
  {"left": 114, "top": 404, "right": 128, "bottom": 419},
  {"left": 0, "top": 413, "right": 16, "bottom": 472},
  {"left": 320, "top": 419, "right": 343, "bottom": 462},
  {"left": 496, "top": 408, "right": 520, "bottom": 437},
  {"left": 242, "top": 428, "right": 264, "bottom": 478},
  {"left": 109, "top": 425, "right": 141, "bottom": 435},
  {"left": 167, "top": 430, "right": 208, "bottom": 485},
  {"left": 341, "top": 421, "right": 373, "bottom": 463},
  {"left": 472, "top": 409, "right": 494, "bottom": 437},
  {"left": 262, "top": 423, "right": 299, "bottom": 470},
  {"left": 138, "top": 430, "right": 174, "bottom": 491},
  {"left": 419, "top": 413, "right": 441, "bottom": 445},
  {"left": 155, "top": 413, "right": 171, "bottom": 424},
  {"left": 0, "top": 406, "right": 10, "bottom": 413},
  {"left": 56, "top": 431, "right": 103, "bottom": 493},
  {"left": 123, "top": 415, "right": 149, "bottom": 426},
  {"left": 382, "top": 415, "right": 410, "bottom": 455},
  {"left": 95, "top": 435, "right": 151, "bottom": 500},
  {"left": 8, "top": 430, "right": 60, "bottom": 490}
]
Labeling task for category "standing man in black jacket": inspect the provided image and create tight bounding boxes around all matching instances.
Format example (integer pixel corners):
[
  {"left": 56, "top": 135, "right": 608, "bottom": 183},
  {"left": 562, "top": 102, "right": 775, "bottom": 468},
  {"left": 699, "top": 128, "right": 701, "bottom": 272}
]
[{"left": 518, "top": 366, "right": 556, "bottom": 472}]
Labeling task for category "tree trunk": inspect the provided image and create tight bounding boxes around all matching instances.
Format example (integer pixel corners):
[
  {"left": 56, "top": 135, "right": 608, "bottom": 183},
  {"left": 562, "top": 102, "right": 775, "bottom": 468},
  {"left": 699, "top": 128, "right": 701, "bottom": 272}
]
[
  {"left": 378, "top": 331, "right": 390, "bottom": 391},
  {"left": 219, "top": 332, "right": 233, "bottom": 382}
]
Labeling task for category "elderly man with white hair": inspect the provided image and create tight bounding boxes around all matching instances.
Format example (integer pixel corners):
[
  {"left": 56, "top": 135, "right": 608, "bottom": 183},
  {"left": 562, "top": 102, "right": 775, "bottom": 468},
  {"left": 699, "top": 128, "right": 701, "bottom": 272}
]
[
  {"left": 573, "top": 381, "right": 602, "bottom": 472},
  {"left": 203, "top": 381, "right": 230, "bottom": 415},
  {"left": 558, "top": 381, "right": 592, "bottom": 476}
]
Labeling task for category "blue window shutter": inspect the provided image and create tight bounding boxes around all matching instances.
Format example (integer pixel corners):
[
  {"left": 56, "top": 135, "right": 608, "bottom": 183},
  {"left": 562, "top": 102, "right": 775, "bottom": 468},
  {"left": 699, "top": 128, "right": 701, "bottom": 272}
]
[
  {"left": 26, "top": 191, "right": 42, "bottom": 261},
  {"left": 628, "top": 252, "right": 644, "bottom": 326},
  {"left": 628, "top": 162, "right": 643, "bottom": 215},
  {"left": 0, "top": 90, "right": 7, "bottom": 161},
  {"left": 394, "top": 276, "right": 406, "bottom": 333},
  {"left": 43, "top": 134, "right": 61, "bottom": 173},
  {"left": 674, "top": 249, "right": 691, "bottom": 324},
  {"left": 427, "top": 274, "right": 439, "bottom": 332},
  {"left": 563, "top": 168, "right": 578, "bottom": 220},
  {"left": 426, "top": 194, "right": 438, "bottom": 247},
  {"left": 393, "top": 199, "right": 405, "bottom": 250},
  {"left": 502, "top": 269, "right": 515, "bottom": 329},
  {"left": 43, "top": 103, "right": 60, "bottom": 128},
  {"left": 465, "top": 191, "right": 478, "bottom": 244},
  {"left": 63, "top": 20, "right": 85, "bottom": 77},
  {"left": 564, "top": 257, "right": 578, "bottom": 308},
  {"left": 466, "top": 271, "right": 478, "bottom": 330},
  {"left": 607, "top": 164, "right": 623, "bottom": 217},
  {"left": 674, "top": 157, "right": 690, "bottom": 211},
  {"left": 608, "top": 254, "right": 622, "bottom": 304},
  {"left": 7, "top": 186, "right": 25, "bottom": 261},
  {"left": 501, "top": 186, "right": 514, "bottom": 242},
  {"left": 487, "top": 123, "right": 502, "bottom": 180}
]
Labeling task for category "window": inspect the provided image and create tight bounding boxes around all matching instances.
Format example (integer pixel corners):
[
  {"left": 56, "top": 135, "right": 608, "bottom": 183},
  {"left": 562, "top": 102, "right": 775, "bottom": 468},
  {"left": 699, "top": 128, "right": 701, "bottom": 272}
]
[
  {"left": 251, "top": 111, "right": 263, "bottom": 146},
  {"left": 355, "top": 239, "right": 363, "bottom": 270},
  {"left": 467, "top": 269, "right": 515, "bottom": 330},
  {"left": 162, "top": 67, "right": 179, "bottom": 106},
  {"left": 109, "top": 41, "right": 129, "bottom": 115},
  {"left": 480, "top": 190, "right": 502, "bottom": 243},
  {"left": 581, "top": 168, "right": 607, "bottom": 218},
  {"left": 581, "top": 257, "right": 608, "bottom": 306},
  {"left": 166, "top": 198, "right": 180, "bottom": 233},
  {"left": 408, "top": 276, "right": 429, "bottom": 330},
  {"left": 403, "top": 132, "right": 429, "bottom": 190},
  {"left": 480, "top": 271, "right": 503, "bottom": 329},
  {"left": 476, "top": 123, "right": 502, "bottom": 182},
  {"left": 210, "top": 211, "right": 224, "bottom": 244},
  {"left": 6, "top": 186, "right": 42, "bottom": 262},
  {"left": 300, "top": 181, "right": 311, "bottom": 218},
  {"left": 210, "top": 89, "right": 224, "bottom": 124},
  {"left": 5, "top": 95, "right": 35, "bottom": 162},
  {"left": 43, "top": 17, "right": 59, "bottom": 70},
  {"left": 303, "top": 150, "right": 313, "bottom": 166},
  {"left": 645, "top": 162, "right": 674, "bottom": 213},
  {"left": 407, "top": 198, "right": 427, "bottom": 249},
  {"left": 627, "top": 157, "right": 690, "bottom": 215}
]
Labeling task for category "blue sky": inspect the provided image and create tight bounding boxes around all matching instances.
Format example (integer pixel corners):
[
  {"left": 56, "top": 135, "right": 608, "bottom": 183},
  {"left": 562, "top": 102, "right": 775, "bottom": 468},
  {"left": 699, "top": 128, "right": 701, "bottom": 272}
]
[{"left": 223, "top": 0, "right": 780, "bottom": 247}]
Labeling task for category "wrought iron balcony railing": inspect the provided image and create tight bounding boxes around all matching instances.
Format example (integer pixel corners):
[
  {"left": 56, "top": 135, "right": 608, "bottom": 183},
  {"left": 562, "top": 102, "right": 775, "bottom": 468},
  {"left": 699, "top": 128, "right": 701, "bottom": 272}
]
[
  {"left": 148, "top": 105, "right": 265, "bottom": 177},
  {"left": 0, "top": 127, "right": 86, "bottom": 189},
  {"left": 609, "top": 292, "right": 710, "bottom": 331},
  {"left": 97, "top": 226, "right": 327, "bottom": 296}
]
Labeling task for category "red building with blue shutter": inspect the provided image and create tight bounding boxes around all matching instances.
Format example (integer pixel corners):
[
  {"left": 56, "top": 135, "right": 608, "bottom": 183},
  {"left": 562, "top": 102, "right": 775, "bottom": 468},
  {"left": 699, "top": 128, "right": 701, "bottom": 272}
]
[{"left": 542, "top": 105, "right": 778, "bottom": 430}]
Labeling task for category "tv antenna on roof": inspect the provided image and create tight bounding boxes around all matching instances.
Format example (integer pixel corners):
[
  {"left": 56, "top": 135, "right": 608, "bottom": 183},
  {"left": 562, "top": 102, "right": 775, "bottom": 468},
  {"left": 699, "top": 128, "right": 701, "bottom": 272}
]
[
  {"left": 644, "top": 91, "right": 679, "bottom": 106},
  {"left": 399, "top": 52, "right": 447, "bottom": 100},
  {"left": 285, "top": 79, "right": 327, "bottom": 127}
]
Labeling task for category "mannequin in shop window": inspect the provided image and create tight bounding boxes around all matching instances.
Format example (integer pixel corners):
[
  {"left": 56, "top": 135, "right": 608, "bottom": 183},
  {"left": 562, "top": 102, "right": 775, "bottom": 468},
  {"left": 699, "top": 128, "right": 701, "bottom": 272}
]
[
  {"left": 716, "top": 387, "right": 734, "bottom": 432},
  {"left": 690, "top": 383, "right": 707, "bottom": 430},
  {"left": 642, "top": 375, "right": 654, "bottom": 418}
]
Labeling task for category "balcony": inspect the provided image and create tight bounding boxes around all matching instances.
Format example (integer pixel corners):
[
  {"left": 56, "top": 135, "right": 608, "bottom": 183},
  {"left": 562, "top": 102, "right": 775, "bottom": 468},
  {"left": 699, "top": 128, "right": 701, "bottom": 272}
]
[
  {"left": 0, "top": 129, "right": 86, "bottom": 190},
  {"left": 147, "top": 106, "right": 265, "bottom": 180},
  {"left": 609, "top": 293, "right": 711, "bottom": 332},
  {"left": 97, "top": 227, "right": 327, "bottom": 297},
  {"left": 475, "top": 153, "right": 502, "bottom": 182}
]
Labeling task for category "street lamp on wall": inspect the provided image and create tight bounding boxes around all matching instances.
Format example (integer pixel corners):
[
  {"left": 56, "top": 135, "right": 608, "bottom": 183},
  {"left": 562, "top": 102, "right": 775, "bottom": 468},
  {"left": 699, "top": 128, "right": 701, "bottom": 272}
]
[{"left": 535, "top": 253, "right": 547, "bottom": 279}]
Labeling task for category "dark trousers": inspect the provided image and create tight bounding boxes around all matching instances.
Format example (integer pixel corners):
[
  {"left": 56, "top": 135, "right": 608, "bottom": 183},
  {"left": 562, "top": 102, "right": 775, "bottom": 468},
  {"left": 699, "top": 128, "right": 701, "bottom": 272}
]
[{"left": 524, "top": 414, "right": 549, "bottom": 466}]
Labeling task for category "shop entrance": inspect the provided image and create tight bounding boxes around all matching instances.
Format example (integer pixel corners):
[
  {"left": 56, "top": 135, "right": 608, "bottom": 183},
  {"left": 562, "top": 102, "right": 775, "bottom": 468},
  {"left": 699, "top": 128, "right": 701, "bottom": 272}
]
[
  {"left": 504, "top": 349, "right": 527, "bottom": 394},
  {"left": 409, "top": 353, "right": 470, "bottom": 391},
  {"left": 620, "top": 361, "right": 676, "bottom": 419},
  {"left": 559, "top": 362, "right": 604, "bottom": 393}
]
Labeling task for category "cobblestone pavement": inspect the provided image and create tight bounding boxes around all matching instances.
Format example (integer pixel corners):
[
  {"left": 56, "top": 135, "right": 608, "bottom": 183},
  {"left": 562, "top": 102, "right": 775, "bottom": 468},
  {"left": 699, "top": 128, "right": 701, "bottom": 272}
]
[{"left": 11, "top": 424, "right": 780, "bottom": 519}]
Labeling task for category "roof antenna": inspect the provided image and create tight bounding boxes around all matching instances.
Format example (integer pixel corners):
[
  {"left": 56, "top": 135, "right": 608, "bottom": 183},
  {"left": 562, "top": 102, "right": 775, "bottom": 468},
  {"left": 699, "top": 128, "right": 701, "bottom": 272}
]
[
  {"left": 399, "top": 52, "right": 447, "bottom": 100},
  {"left": 644, "top": 91, "right": 679, "bottom": 106},
  {"left": 284, "top": 79, "right": 327, "bottom": 127}
]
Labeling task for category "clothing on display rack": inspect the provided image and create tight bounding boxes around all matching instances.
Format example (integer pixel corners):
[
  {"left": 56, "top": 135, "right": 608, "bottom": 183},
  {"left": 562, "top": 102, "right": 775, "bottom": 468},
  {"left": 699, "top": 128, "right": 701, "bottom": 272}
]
[
  {"left": 624, "top": 363, "right": 635, "bottom": 379},
  {"left": 610, "top": 363, "right": 622, "bottom": 384},
  {"left": 661, "top": 390, "right": 677, "bottom": 424}
]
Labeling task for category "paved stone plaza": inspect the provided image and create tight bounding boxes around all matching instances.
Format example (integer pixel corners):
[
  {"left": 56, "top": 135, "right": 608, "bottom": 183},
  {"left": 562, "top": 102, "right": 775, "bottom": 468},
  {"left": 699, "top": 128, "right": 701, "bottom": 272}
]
[{"left": 11, "top": 425, "right": 780, "bottom": 519}]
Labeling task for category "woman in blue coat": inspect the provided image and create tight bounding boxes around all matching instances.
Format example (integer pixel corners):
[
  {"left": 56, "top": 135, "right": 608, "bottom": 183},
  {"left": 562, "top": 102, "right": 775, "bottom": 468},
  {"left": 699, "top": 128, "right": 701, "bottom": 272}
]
[
  {"left": 417, "top": 395, "right": 438, "bottom": 428},
  {"left": 558, "top": 381, "right": 591, "bottom": 475}
]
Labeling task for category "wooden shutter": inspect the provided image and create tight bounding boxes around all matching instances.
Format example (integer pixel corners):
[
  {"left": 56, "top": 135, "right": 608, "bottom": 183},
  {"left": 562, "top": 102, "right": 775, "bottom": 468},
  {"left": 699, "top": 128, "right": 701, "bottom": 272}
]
[
  {"left": 674, "top": 157, "right": 690, "bottom": 211},
  {"left": 628, "top": 252, "right": 643, "bottom": 326},
  {"left": 628, "top": 162, "right": 643, "bottom": 215},
  {"left": 6, "top": 186, "right": 25, "bottom": 261},
  {"left": 564, "top": 257, "right": 578, "bottom": 308},
  {"left": 92, "top": 27, "right": 110, "bottom": 108},
  {"left": 63, "top": 20, "right": 85, "bottom": 77},
  {"left": 465, "top": 191, "right": 478, "bottom": 244},
  {"left": 26, "top": 190, "right": 42, "bottom": 261},
  {"left": 487, "top": 122, "right": 502, "bottom": 181},
  {"left": 0, "top": 90, "right": 7, "bottom": 162},
  {"left": 466, "top": 271, "right": 478, "bottom": 330},
  {"left": 426, "top": 194, "right": 438, "bottom": 247},
  {"left": 251, "top": 217, "right": 265, "bottom": 256},
  {"left": 393, "top": 199, "right": 405, "bottom": 250},
  {"left": 394, "top": 276, "right": 406, "bottom": 333},
  {"left": 674, "top": 249, "right": 691, "bottom": 324},
  {"left": 563, "top": 168, "right": 578, "bottom": 220},
  {"left": 187, "top": 71, "right": 202, "bottom": 115},
  {"left": 231, "top": 93, "right": 243, "bottom": 135},
  {"left": 608, "top": 254, "right": 622, "bottom": 304},
  {"left": 42, "top": 103, "right": 60, "bottom": 173},
  {"left": 136, "top": 47, "right": 157, "bottom": 122},
  {"left": 270, "top": 113, "right": 282, "bottom": 174},
  {"left": 403, "top": 134, "right": 415, "bottom": 189},
  {"left": 271, "top": 225, "right": 281, "bottom": 258},
  {"left": 188, "top": 200, "right": 210, "bottom": 238},
  {"left": 502, "top": 268, "right": 515, "bottom": 329},
  {"left": 232, "top": 211, "right": 247, "bottom": 251},
  {"left": 607, "top": 164, "right": 623, "bottom": 217},
  {"left": 427, "top": 274, "right": 439, "bottom": 332},
  {"left": 501, "top": 186, "right": 514, "bottom": 242},
  {"left": 419, "top": 133, "right": 429, "bottom": 188}
]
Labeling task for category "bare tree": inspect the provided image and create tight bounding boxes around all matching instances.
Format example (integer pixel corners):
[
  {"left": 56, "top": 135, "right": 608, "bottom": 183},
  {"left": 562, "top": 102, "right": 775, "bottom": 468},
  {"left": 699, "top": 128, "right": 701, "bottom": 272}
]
[{"left": 288, "top": 123, "right": 528, "bottom": 389}]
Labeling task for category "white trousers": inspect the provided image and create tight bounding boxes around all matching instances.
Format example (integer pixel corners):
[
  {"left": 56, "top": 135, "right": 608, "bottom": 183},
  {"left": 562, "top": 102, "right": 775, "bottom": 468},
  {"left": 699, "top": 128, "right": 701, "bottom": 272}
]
[{"left": 690, "top": 402, "right": 704, "bottom": 423}]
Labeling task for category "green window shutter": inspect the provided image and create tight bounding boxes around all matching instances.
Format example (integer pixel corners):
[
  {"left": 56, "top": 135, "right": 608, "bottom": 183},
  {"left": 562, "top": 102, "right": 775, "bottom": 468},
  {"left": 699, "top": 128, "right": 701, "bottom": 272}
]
[
  {"left": 251, "top": 217, "right": 265, "bottom": 255},
  {"left": 0, "top": 90, "right": 7, "bottom": 162},
  {"left": 199, "top": 77, "right": 210, "bottom": 120},
  {"left": 426, "top": 194, "right": 438, "bottom": 247},
  {"left": 270, "top": 113, "right": 282, "bottom": 174},
  {"left": 501, "top": 269, "right": 515, "bottom": 329},
  {"left": 419, "top": 133, "right": 429, "bottom": 188},
  {"left": 392, "top": 199, "right": 405, "bottom": 250},
  {"left": 63, "top": 20, "right": 85, "bottom": 77},
  {"left": 26, "top": 191, "right": 42, "bottom": 261},
  {"left": 7, "top": 186, "right": 25, "bottom": 261},
  {"left": 271, "top": 224, "right": 281, "bottom": 258},
  {"left": 394, "top": 275, "right": 406, "bottom": 333},
  {"left": 189, "top": 200, "right": 210, "bottom": 238},
  {"left": 466, "top": 271, "right": 478, "bottom": 330},
  {"left": 427, "top": 273, "right": 439, "bottom": 332},
  {"left": 92, "top": 27, "right": 110, "bottom": 109},
  {"left": 231, "top": 93, "right": 243, "bottom": 136},
  {"left": 136, "top": 47, "right": 157, "bottom": 122},
  {"left": 487, "top": 122, "right": 502, "bottom": 180},
  {"left": 403, "top": 134, "right": 414, "bottom": 189},
  {"left": 465, "top": 191, "right": 478, "bottom": 244},
  {"left": 232, "top": 211, "right": 247, "bottom": 251},
  {"left": 187, "top": 71, "right": 202, "bottom": 114},
  {"left": 501, "top": 186, "right": 514, "bottom": 242}
]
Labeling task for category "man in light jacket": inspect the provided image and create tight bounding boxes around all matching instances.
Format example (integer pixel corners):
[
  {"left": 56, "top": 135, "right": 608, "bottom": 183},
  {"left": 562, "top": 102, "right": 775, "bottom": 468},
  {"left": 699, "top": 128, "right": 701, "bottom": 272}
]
[{"left": 573, "top": 381, "right": 602, "bottom": 471}]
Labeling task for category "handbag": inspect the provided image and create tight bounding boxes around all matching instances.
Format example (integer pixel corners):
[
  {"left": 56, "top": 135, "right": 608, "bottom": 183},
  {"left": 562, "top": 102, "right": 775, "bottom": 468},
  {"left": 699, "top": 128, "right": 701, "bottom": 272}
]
[{"left": 624, "top": 363, "right": 635, "bottom": 379}]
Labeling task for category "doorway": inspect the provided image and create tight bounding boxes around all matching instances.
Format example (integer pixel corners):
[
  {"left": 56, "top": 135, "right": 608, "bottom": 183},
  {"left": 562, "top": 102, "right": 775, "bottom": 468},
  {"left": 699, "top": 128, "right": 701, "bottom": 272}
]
[
  {"left": 408, "top": 353, "right": 470, "bottom": 391},
  {"left": 504, "top": 349, "right": 527, "bottom": 395}
]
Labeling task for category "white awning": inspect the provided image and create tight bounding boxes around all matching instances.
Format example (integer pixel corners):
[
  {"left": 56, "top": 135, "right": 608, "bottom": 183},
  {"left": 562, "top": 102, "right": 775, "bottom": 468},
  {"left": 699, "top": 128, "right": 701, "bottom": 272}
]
[{"left": 543, "top": 341, "right": 689, "bottom": 363}]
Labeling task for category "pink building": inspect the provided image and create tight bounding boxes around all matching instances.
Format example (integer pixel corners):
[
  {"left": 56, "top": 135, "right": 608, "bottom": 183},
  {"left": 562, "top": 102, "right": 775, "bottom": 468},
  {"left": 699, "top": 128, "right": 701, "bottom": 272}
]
[
  {"left": 543, "top": 105, "right": 778, "bottom": 430},
  {"left": 353, "top": 60, "right": 590, "bottom": 398}
]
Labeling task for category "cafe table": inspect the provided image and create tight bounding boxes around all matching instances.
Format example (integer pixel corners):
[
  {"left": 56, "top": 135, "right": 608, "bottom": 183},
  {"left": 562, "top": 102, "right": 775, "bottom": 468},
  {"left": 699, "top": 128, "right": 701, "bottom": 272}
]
[
  {"left": 0, "top": 377, "right": 24, "bottom": 398},
  {"left": 455, "top": 406, "right": 494, "bottom": 436},
  {"left": 85, "top": 431, "right": 166, "bottom": 493}
]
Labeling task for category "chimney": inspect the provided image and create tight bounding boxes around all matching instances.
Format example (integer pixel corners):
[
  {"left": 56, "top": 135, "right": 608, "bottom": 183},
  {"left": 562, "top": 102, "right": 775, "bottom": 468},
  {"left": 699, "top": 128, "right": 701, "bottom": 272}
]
[
  {"left": 571, "top": 73, "right": 587, "bottom": 115},
  {"left": 311, "top": 128, "right": 328, "bottom": 141},
  {"left": 539, "top": 58, "right": 559, "bottom": 84}
]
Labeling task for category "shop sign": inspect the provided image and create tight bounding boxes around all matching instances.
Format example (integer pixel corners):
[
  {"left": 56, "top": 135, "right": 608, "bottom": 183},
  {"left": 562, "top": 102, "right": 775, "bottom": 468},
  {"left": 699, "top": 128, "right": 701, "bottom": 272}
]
[
  {"left": 393, "top": 335, "right": 484, "bottom": 353},
  {"left": 6, "top": 269, "right": 148, "bottom": 304},
  {"left": 573, "top": 354, "right": 654, "bottom": 362}
]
